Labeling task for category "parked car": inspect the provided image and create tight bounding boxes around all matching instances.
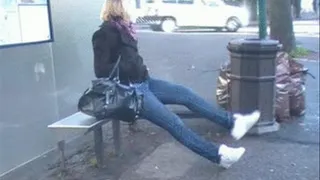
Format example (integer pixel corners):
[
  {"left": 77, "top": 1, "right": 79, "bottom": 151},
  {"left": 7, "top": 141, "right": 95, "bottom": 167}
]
[
  {"left": 0, "top": 7, "right": 8, "bottom": 44},
  {"left": 136, "top": 0, "right": 250, "bottom": 32}
]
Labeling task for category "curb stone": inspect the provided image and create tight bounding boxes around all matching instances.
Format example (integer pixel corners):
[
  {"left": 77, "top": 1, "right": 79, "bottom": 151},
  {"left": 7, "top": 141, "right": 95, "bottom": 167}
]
[{"left": 294, "top": 58, "right": 319, "bottom": 62}]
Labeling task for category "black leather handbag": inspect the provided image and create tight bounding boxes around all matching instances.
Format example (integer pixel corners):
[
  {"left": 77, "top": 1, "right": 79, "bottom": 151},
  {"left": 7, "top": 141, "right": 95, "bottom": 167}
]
[{"left": 78, "top": 56, "right": 143, "bottom": 122}]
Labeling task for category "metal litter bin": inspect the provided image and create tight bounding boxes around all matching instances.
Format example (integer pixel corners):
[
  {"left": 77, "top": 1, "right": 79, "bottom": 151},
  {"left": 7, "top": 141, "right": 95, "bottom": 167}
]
[{"left": 227, "top": 38, "right": 281, "bottom": 134}]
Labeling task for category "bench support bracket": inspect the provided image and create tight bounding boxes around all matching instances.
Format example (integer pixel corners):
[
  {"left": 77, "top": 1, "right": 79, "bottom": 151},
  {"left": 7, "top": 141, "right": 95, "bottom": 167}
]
[
  {"left": 57, "top": 140, "right": 66, "bottom": 172},
  {"left": 112, "top": 120, "right": 121, "bottom": 156},
  {"left": 94, "top": 126, "right": 104, "bottom": 168}
]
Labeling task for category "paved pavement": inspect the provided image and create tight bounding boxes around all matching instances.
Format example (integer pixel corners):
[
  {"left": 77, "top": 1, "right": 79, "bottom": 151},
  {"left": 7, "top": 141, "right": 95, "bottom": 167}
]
[{"left": 116, "top": 32, "right": 320, "bottom": 180}]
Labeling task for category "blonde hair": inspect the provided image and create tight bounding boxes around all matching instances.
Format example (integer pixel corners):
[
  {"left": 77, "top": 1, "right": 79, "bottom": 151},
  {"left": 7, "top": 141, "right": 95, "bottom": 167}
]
[{"left": 100, "top": 0, "right": 131, "bottom": 22}]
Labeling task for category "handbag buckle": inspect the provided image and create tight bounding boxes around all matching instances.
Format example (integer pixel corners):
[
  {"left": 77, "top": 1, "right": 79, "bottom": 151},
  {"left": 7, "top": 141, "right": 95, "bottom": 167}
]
[{"left": 106, "top": 91, "right": 110, "bottom": 104}]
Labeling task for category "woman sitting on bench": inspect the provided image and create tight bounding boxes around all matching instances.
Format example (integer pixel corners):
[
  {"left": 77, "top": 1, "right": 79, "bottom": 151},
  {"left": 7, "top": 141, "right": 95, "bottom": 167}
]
[{"left": 92, "top": 0, "right": 260, "bottom": 169}]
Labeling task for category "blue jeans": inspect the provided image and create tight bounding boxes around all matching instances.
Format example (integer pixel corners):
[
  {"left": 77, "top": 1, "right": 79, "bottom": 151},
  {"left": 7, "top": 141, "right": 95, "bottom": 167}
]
[{"left": 134, "top": 78, "right": 234, "bottom": 163}]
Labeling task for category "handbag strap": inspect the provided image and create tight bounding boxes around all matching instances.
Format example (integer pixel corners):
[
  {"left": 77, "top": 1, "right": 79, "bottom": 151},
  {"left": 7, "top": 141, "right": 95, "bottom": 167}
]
[
  {"left": 107, "top": 27, "right": 130, "bottom": 81},
  {"left": 108, "top": 55, "right": 121, "bottom": 80}
]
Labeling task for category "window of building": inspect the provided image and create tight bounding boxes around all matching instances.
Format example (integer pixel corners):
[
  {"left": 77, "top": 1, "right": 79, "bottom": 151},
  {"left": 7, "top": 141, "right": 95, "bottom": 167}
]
[{"left": 0, "top": 0, "right": 53, "bottom": 48}]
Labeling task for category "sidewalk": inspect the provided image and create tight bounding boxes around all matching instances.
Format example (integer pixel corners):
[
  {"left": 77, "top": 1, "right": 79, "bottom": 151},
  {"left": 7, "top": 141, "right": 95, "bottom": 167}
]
[
  {"left": 36, "top": 60, "right": 318, "bottom": 180},
  {"left": 248, "top": 19, "right": 320, "bottom": 27},
  {"left": 118, "top": 61, "right": 319, "bottom": 180},
  {"left": 243, "top": 20, "right": 320, "bottom": 35}
]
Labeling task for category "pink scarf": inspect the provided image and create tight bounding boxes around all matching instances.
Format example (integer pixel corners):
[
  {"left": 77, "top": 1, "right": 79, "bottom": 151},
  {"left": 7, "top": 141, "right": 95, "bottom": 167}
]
[{"left": 110, "top": 16, "right": 137, "bottom": 40}]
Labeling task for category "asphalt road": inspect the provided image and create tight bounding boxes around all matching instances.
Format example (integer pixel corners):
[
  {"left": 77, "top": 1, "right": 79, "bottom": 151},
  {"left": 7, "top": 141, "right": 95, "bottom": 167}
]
[
  {"left": 137, "top": 30, "right": 319, "bottom": 82},
  {"left": 136, "top": 21, "right": 320, "bottom": 52}
]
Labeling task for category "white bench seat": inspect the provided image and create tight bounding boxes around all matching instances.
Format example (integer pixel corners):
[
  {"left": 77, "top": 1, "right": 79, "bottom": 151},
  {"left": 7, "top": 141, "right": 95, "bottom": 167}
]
[
  {"left": 48, "top": 112, "right": 121, "bottom": 170},
  {"left": 48, "top": 112, "right": 98, "bottom": 129}
]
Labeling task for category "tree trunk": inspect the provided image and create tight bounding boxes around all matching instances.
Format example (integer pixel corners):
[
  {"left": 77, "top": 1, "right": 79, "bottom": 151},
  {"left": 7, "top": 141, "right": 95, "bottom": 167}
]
[
  {"left": 268, "top": 0, "right": 296, "bottom": 52},
  {"left": 292, "top": 0, "right": 301, "bottom": 19}
]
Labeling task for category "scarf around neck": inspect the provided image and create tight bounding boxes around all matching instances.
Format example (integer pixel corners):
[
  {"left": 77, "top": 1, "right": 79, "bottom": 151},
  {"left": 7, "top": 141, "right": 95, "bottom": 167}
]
[{"left": 109, "top": 16, "right": 137, "bottom": 40}]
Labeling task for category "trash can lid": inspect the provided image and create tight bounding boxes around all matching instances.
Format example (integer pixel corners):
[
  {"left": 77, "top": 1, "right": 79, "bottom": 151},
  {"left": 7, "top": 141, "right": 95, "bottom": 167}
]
[{"left": 227, "top": 38, "right": 282, "bottom": 53}]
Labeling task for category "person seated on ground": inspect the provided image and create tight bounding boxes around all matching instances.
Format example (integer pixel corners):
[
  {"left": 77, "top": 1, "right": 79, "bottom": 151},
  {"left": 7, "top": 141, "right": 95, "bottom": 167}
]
[{"left": 93, "top": 0, "right": 261, "bottom": 169}]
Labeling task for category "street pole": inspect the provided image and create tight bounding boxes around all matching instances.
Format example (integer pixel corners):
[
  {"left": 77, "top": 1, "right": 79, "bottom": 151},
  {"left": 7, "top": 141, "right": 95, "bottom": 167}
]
[{"left": 258, "top": 0, "right": 267, "bottom": 39}]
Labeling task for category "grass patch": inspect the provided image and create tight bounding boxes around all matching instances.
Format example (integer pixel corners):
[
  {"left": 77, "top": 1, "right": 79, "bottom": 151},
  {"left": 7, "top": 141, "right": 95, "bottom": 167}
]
[
  {"left": 89, "top": 157, "right": 98, "bottom": 168},
  {"left": 290, "top": 46, "right": 309, "bottom": 58}
]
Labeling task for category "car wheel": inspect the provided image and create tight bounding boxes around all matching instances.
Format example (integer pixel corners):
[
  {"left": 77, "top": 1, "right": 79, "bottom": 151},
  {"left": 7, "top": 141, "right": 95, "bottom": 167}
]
[
  {"left": 226, "top": 18, "right": 241, "bottom": 32},
  {"left": 160, "top": 18, "right": 176, "bottom": 33}
]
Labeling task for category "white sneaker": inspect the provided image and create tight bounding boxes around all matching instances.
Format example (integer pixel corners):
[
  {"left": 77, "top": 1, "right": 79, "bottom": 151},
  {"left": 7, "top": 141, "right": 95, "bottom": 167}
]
[
  {"left": 218, "top": 144, "right": 246, "bottom": 169},
  {"left": 231, "top": 110, "right": 261, "bottom": 140}
]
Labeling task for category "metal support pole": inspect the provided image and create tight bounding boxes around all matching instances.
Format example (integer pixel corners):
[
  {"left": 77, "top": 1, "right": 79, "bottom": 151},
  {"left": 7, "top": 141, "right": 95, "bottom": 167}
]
[
  {"left": 112, "top": 119, "right": 121, "bottom": 156},
  {"left": 94, "top": 126, "right": 104, "bottom": 168},
  {"left": 258, "top": 0, "right": 267, "bottom": 39},
  {"left": 57, "top": 140, "right": 66, "bottom": 173}
]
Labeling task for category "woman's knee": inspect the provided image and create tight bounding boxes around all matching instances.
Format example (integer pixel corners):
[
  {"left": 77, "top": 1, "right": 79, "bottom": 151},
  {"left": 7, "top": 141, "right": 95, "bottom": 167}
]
[
  {"left": 140, "top": 97, "right": 185, "bottom": 128},
  {"left": 177, "top": 84, "right": 194, "bottom": 94}
]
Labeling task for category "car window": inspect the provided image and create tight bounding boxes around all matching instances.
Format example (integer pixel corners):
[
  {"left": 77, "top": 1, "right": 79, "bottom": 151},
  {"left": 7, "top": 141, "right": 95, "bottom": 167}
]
[
  {"left": 162, "top": 0, "right": 177, "bottom": 3},
  {"left": 178, "top": 0, "right": 194, "bottom": 4}
]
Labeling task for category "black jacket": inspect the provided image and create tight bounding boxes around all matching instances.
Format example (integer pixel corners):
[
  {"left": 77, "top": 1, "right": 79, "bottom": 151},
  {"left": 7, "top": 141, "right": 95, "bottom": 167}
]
[{"left": 92, "top": 21, "right": 148, "bottom": 84}]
